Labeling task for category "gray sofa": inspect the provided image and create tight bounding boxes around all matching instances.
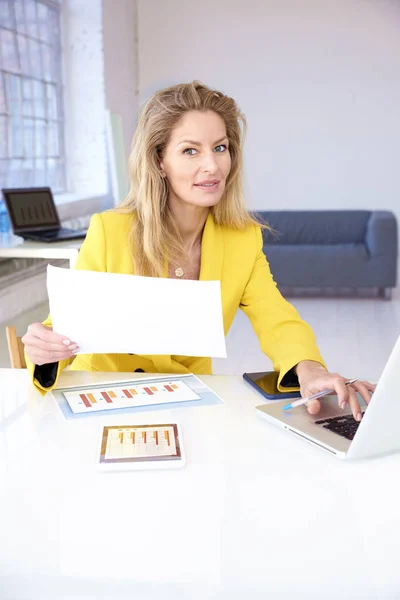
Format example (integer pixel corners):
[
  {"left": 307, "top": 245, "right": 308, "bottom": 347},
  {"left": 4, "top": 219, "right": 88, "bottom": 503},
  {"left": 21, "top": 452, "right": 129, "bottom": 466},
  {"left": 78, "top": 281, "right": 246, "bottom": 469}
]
[{"left": 256, "top": 210, "right": 398, "bottom": 299}]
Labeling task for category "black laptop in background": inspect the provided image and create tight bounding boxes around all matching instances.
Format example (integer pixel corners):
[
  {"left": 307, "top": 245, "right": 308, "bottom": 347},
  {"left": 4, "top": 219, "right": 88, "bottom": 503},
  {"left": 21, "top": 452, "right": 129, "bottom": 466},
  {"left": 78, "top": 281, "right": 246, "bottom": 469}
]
[{"left": 1, "top": 187, "right": 87, "bottom": 242}]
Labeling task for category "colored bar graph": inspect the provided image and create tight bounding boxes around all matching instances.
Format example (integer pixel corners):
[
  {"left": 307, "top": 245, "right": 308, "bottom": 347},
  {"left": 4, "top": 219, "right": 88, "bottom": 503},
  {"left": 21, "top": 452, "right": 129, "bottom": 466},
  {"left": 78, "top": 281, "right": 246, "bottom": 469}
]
[
  {"left": 143, "top": 387, "right": 153, "bottom": 395},
  {"left": 150, "top": 386, "right": 158, "bottom": 392},
  {"left": 165, "top": 385, "right": 173, "bottom": 392},
  {"left": 109, "top": 391, "right": 117, "bottom": 398},
  {"left": 122, "top": 389, "right": 132, "bottom": 398},
  {"left": 129, "top": 388, "right": 138, "bottom": 395},
  {"left": 87, "top": 393, "right": 96, "bottom": 404},
  {"left": 119, "top": 432, "right": 124, "bottom": 443},
  {"left": 172, "top": 384, "right": 178, "bottom": 389},
  {"left": 79, "top": 393, "right": 91, "bottom": 408},
  {"left": 142, "top": 431, "right": 147, "bottom": 443},
  {"left": 154, "top": 431, "right": 158, "bottom": 445},
  {"left": 164, "top": 430, "right": 170, "bottom": 445},
  {"left": 131, "top": 431, "right": 135, "bottom": 444},
  {"left": 101, "top": 391, "right": 113, "bottom": 403}
]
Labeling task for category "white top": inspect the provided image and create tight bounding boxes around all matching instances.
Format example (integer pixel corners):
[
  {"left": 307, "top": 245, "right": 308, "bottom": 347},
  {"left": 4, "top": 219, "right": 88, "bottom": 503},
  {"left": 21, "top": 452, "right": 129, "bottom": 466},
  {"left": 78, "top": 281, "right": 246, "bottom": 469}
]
[
  {"left": 0, "top": 236, "right": 82, "bottom": 267},
  {"left": 1, "top": 369, "right": 399, "bottom": 598}
]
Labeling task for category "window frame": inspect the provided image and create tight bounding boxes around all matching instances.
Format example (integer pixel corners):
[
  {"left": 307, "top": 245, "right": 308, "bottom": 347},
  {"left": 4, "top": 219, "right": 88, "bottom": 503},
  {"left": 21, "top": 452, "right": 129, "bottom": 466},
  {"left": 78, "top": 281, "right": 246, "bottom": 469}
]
[{"left": 0, "top": 0, "right": 66, "bottom": 193}]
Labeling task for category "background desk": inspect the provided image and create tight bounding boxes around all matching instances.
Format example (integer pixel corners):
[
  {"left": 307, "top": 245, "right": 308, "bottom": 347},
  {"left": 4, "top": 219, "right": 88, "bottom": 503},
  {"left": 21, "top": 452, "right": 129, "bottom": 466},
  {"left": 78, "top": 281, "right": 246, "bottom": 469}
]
[
  {"left": 0, "top": 369, "right": 399, "bottom": 600},
  {"left": 0, "top": 236, "right": 82, "bottom": 268}
]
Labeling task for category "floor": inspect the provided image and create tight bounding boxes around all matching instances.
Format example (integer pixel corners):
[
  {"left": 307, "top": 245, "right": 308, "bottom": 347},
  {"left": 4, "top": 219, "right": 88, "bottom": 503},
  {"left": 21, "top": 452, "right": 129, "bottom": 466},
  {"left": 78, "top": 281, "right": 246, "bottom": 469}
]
[{"left": 2, "top": 285, "right": 400, "bottom": 382}]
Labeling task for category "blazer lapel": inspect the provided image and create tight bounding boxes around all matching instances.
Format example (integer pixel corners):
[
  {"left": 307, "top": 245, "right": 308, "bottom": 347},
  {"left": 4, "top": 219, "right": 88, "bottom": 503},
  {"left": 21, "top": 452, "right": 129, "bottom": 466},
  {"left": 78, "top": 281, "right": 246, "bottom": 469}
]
[{"left": 199, "top": 212, "right": 225, "bottom": 282}]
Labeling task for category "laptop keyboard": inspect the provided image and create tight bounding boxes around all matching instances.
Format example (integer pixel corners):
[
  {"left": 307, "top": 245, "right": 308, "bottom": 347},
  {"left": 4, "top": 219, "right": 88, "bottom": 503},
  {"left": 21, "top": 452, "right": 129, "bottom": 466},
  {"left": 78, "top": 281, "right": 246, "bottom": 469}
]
[
  {"left": 315, "top": 412, "right": 365, "bottom": 441},
  {"left": 39, "top": 228, "right": 86, "bottom": 240}
]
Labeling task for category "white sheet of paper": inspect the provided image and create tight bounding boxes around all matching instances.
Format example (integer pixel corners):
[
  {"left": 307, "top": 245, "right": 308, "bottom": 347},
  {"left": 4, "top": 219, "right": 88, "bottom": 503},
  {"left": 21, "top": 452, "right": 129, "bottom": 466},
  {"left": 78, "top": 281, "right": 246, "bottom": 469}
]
[{"left": 47, "top": 265, "right": 227, "bottom": 357}]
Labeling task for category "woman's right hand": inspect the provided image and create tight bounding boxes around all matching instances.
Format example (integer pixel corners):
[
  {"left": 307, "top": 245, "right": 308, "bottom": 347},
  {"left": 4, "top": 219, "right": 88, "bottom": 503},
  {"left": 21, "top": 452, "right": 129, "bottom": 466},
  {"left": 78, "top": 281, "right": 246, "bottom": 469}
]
[{"left": 21, "top": 323, "right": 79, "bottom": 366}]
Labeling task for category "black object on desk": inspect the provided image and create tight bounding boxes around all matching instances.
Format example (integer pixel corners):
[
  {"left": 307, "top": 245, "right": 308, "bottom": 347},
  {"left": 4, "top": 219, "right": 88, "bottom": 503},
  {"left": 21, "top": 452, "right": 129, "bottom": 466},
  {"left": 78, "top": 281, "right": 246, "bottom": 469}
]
[{"left": 2, "top": 187, "right": 87, "bottom": 242}]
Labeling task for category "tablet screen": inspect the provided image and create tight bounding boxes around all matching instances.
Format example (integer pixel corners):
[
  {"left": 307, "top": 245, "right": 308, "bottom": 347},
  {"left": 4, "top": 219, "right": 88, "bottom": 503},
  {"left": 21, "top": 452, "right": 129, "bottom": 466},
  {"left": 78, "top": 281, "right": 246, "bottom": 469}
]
[{"left": 99, "top": 424, "right": 182, "bottom": 465}]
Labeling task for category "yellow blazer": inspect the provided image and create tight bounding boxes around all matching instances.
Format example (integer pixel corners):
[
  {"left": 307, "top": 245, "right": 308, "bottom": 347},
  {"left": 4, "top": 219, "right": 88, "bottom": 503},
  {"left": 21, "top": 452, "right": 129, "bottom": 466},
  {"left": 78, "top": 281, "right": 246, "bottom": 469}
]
[{"left": 27, "top": 210, "right": 325, "bottom": 393}]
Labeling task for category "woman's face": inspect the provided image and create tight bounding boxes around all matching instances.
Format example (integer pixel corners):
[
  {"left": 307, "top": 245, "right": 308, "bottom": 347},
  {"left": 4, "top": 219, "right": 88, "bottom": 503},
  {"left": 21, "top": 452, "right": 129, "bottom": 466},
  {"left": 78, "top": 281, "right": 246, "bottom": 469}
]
[{"left": 159, "top": 110, "right": 232, "bottom": 210}]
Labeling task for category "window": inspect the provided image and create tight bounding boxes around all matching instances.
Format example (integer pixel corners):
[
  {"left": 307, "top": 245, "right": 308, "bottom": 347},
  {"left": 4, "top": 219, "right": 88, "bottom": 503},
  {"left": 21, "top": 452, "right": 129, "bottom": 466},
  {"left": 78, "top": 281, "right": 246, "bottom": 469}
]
[{"left": 0, "top": 0, "right": 65, "bottom": 192}]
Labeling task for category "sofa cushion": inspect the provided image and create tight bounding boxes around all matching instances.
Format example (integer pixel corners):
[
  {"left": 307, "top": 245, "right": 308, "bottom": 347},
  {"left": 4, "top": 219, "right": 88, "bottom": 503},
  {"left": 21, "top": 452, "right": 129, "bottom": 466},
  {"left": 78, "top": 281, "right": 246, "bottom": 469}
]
[
  {"left": 256, "top": 211, "right": 371, "bottom": 245},
  {"left": 263, "top": 243, "right": 380, "bottom": 287}
]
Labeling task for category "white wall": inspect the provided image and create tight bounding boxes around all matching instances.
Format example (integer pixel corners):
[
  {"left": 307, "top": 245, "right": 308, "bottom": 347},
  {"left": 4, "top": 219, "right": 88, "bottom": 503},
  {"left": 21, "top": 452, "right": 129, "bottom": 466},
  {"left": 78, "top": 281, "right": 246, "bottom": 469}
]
[
  {"left": 63, "top": 0, "right": 108, "bottom": 198},
  {"left": 137, "top": 0, "right": 400, "bottom": 222},
  {"left": 102, "top": 0, "right": 139, "bottom": 156}
]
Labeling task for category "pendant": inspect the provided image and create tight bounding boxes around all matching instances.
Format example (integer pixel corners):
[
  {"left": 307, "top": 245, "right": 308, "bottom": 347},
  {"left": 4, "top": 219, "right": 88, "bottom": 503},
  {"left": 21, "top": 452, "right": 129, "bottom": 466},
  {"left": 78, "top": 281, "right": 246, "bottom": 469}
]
[{"left": 175, "top": 266, "right": 184, "bottom": 278}]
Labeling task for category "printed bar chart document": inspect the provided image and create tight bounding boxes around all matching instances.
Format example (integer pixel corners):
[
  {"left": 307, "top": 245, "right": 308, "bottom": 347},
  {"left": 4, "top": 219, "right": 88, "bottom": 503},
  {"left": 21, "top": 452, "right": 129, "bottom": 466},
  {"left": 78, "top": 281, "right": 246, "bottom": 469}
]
[
  {"left": 63, "top": 378, "right": 200, "bottom": 414},
  {"left": 47, "top": 265, "right": 227, "bottom": 357}
]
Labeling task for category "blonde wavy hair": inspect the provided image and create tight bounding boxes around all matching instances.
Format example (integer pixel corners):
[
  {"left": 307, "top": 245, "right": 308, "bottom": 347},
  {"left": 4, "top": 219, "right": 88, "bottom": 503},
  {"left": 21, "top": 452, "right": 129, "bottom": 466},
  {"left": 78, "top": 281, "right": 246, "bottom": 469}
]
[{"left": 118, "top": 80, "right": 259, "bottom": 277}]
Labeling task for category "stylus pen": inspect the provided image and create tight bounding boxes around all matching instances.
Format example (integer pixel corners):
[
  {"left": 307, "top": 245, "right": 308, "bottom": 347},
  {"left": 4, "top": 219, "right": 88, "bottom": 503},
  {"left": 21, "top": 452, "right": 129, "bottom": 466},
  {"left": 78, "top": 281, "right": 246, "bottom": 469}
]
[{"left": 283, "top": 379, "right": 358, "bottom": 411}]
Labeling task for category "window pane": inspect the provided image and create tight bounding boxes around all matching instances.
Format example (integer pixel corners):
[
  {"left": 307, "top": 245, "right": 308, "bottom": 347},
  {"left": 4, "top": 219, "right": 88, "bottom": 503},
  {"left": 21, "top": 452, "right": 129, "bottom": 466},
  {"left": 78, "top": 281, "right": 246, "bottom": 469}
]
[
  {"left": 36, "top": 2, "right": 49, "bottom": 43},
  {"left": 41, "top": 43, "right": 56, "bottom": 81},
  {"left": 7, "top": 158, "right": 23, "bottom": 186},
  {"left": 1, "top": 0, "right": 65, "bottom": 192},
  {"left": 8, "top": 74, "right": 21, "bottom": 116},
  {"left": 23, "top": 116, "right": 34, "bottom": 157},
  {"left": 45, "top": 82, "right": 57, "bottom": 119},
  {"left": 0, "top": 74, "right": 6, "bottom": 112},
  {"left": 35, "top": 119, "right": 45, "bottom": 156},
  {"left": 55, "top": 159, "right": 64, "bottom": 190},
  {"left": 34, "top": 157, "right": 46, "bottom": 184},
  {"left": 22, "top": 78, "right": 33, "bottom": 116},
  {"left": 24, "top": 0, "right": 39, "bottom": 39},
  {"left": 10, "top": 115, "right": 23, "bottom": 156},
  {"left": 0, "top": 115, "right": 8, "bottom": 158},
  {"left": 48, "top": 121, "right": 59, "bottom": 156},
  {"left": 28, "top": 38, "right": 42, "bottom": 77},
  {"left": 16, "top": 34, "right": 30, "bottom": 76},
  {"left": 14, "top": 0, "right": 27, "bottom": 35},
  {"left": 0, "top": 0, "right": 13, "bottom": 29},
  {"left": 0, "top": 158, "right": 7, "bottom": 183},
  {"left": 46, "top": 157, "right": 56, "bottom": 187},
  {"left": 1, "top": 29, "right": 19, "bottom": 73},
  {"left": 32, "top": 79, "right": 45, "bottom": 118},
  {"left": 47, "top": 7, "right": 60, "bottom": 47},
  {"left": 21, "top": 157, "right": 34, "bottom": 185}
]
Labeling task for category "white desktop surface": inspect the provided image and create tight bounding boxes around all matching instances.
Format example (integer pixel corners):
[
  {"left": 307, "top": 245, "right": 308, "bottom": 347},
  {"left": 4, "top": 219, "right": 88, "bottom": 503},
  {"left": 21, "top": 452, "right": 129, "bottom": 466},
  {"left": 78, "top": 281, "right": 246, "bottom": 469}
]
[
  {"left": 0, "top": 369, "right": 399, "bottom": 600},
  {"left": 0, "top": 236, "right": 81, "bottom": 267}
]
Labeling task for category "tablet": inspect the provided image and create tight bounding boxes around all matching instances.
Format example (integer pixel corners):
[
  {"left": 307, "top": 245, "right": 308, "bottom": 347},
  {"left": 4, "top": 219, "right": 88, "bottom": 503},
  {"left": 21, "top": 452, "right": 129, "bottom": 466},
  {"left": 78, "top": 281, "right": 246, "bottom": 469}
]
[
  {"left": 97, "top": 423, "right": 186, "bottom": 471},
  {"left": 243, "top": 371, "right": 300, "bottom": 400}
]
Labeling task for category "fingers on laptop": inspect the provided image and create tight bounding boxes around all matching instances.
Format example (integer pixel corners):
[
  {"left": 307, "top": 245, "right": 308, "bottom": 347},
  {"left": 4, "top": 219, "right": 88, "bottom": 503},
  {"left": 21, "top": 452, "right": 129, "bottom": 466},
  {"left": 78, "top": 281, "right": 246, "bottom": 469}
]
[
  {"left": 343, "top": 380, "right": 374, "bottom": 422},
  {"left": 305, "top": 399, "right": 321, "bottom": 415},
  {"left": 347, "top": 386, "right": 363, "bottom": 422},
  {"left": 333, "top": 378, "right": 349, "bottom": 411},
  {"left": 351, "top": 380, "right": 374, "bottom": 404},
  {"left": 328, "top": 378, "right": 361, "bottom": 422}
]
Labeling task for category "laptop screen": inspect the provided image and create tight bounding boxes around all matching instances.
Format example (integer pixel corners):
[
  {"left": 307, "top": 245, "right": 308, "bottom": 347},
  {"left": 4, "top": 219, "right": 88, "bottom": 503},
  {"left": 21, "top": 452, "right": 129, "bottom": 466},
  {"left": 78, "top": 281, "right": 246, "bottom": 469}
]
[{"left": 2, "top": 187, "right": 60, "bottom": 233}]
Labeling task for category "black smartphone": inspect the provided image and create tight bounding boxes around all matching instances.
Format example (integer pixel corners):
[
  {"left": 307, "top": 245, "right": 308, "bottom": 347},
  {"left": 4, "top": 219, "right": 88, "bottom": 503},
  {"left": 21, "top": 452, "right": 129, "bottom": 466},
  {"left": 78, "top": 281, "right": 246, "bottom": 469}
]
[{"left": 243, "top": 371, "right": 300, "bottom": 400}]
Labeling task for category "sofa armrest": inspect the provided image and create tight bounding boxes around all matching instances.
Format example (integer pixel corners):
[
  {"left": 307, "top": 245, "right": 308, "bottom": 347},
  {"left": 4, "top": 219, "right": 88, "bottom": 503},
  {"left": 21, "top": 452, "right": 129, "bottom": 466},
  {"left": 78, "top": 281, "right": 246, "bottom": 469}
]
[{"left": 365, "top": 211, "right": 398, "bottom": 258}]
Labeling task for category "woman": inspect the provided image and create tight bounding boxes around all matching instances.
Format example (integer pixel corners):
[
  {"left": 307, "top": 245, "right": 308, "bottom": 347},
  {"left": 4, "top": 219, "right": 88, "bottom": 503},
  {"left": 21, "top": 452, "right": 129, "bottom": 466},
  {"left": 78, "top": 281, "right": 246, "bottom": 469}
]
[{"left": 23, "top": 81, "right": 374, "bottom": 419}]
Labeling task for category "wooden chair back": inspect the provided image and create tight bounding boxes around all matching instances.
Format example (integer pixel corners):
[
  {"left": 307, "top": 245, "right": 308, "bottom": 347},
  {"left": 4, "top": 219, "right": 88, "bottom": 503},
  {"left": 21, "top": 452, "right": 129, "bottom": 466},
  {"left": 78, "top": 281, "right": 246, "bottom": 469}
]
[{"left": 5, "top": 326, "right": 27, "bottom": 369}]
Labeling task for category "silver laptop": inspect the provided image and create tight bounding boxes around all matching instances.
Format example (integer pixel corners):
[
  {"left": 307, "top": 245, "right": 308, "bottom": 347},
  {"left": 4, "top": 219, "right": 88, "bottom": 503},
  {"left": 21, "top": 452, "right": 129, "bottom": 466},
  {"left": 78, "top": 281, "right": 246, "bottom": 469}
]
[{"left": 256, "top": 335, "right": 400, "bottom": 459}]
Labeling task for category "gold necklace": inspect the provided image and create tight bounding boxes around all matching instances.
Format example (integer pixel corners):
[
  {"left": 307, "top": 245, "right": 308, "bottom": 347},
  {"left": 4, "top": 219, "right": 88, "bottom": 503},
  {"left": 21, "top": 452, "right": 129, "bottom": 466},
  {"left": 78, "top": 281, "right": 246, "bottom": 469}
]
[{"left": 173, "top": 237, "right": 202, "bottom": 278}]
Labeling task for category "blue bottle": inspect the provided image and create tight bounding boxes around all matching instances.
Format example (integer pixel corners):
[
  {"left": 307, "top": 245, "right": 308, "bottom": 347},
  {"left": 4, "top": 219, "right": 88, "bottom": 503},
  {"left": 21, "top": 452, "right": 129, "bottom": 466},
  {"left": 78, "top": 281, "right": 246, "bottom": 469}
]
[{"left": 0, "top": 199, "right": 11, "bottom": 244}]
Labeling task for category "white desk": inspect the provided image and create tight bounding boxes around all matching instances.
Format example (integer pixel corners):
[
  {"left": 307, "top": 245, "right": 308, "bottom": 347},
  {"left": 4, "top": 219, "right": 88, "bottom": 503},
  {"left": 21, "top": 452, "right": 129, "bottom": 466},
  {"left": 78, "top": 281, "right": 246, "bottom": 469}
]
[
  {"left": 1, "top": 369, "right": 399, "bottom": 600},
  {"left": 0, "top": 236, "right": 81, "bottom": 268}
]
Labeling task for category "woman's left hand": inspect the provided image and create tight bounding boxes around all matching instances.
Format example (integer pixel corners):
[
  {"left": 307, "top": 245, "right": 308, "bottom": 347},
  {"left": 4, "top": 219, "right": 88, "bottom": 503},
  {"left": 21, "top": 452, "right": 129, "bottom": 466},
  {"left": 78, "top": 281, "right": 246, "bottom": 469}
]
[{"left": 295, "top": 362, "right": 376, "bottom": 422}]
